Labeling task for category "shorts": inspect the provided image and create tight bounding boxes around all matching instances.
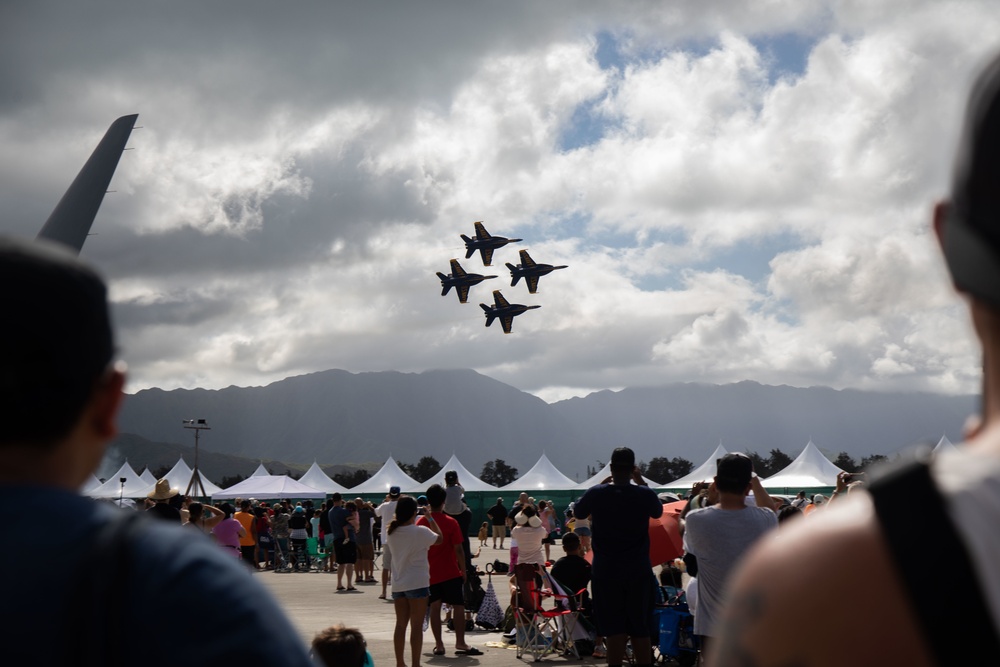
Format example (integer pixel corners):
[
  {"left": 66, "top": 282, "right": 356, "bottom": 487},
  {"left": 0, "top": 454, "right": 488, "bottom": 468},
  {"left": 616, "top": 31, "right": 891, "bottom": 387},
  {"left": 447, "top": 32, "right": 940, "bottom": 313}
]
[
  {"left": 382, "top": 542, "right": 393, "bottom": 570},
  {"left": 573, "top": 526, "right": 592, "bottom": 537},
  {"left": 393, "top": 587, "right": 430, "bottom": 600},
  {"left": 542, "top": 531, "right": 559, "bottom": 545},
  {"left": 591, "top": 574, "right": 656, "bottom": 638},
  {"left": 335, "top": 540, "right": 358, "bottom": 565},
  {"left": 492, "top": 525, "right": 505, "bottom": 539},
  {"left": 429, "top": 576, "right": 465, "bottom": 606},
  {"left": 357, "top": 542, "right": 374, "bottom": 560},
  {"left": 324, "top": 534, "right": 335, "bottom": 549}
]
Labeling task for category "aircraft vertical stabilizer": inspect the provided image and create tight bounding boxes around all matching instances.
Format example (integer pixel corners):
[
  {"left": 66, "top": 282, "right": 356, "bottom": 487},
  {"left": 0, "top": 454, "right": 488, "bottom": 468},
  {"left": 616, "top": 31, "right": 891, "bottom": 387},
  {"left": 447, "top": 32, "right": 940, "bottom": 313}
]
[{"left": 36, "top": 114, "right": 139, "bottom": 254}]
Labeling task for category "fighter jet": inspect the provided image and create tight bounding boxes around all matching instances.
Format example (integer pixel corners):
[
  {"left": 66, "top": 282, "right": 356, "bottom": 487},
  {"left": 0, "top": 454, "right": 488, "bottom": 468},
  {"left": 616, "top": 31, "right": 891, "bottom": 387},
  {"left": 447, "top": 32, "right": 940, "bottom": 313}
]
[
  {"left": 479, "top": 290, "right": 540, "bottom": 334},
  {"left": 461, "top": 221, "right": 522, "bottom": 266},
  {"left": 505, "top": 249, "right": 568, "bottom": 294},
  {"left": 36, "top": 114, "right": 139, "bottom": 254},
  {"left": 437, "top": 259, "right": 497, "bottom": 304}
]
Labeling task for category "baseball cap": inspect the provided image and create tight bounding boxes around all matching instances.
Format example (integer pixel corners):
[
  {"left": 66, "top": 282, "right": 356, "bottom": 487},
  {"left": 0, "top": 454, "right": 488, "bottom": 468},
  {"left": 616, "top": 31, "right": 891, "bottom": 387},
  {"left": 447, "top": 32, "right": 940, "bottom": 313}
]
[
  {"left": 389, "top": 486, "right": 401, "bottom": 497},
  {"left": 943, "top": 51, "right": 1000, "bottom": 309},
  {"left": 716, "top": 452, "right": 754, "bottom": 488},
  {"left": 610, "top": 447, "right": 635, "bottom": 469}
]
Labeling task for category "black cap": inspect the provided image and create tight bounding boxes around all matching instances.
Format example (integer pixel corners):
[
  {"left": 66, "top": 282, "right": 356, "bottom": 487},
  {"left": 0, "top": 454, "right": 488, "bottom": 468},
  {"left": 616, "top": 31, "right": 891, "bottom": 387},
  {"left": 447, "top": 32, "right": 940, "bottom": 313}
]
[
  {"left": 716, "top": 453, "right": 753, "bottom": 488},
  {"left": 944, "top": 52, "right": 1000, "bottom": 309},
  {"left": 389, "top": 486, "right": 401, "bottom": 497}
]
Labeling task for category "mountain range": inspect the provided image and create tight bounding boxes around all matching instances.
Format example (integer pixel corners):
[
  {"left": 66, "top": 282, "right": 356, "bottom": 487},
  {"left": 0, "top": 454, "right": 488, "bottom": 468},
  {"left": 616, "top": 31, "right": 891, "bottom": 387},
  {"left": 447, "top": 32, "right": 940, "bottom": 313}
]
[{"left": 111, "top": 369, "right": 978, "bottom": 481}]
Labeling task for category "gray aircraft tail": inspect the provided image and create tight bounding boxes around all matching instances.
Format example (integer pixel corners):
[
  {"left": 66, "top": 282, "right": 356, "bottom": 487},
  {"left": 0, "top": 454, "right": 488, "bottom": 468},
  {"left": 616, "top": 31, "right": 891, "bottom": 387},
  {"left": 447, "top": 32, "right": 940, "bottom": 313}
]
[{"left": 36, "top": 114, "right": 138, "bottom": 254}]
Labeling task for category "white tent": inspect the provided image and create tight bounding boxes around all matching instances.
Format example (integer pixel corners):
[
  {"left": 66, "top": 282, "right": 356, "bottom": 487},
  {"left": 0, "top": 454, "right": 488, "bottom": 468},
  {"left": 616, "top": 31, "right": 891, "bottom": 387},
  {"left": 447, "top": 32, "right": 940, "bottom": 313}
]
[
  {"left": 350, "top": 457, "right": 421, "bottom": 494},
  {"left": 139, "top": 468, "right": 157, "bottom": 486},
  {"left": 933, "top": 435, "right": 959, "bottom": 455},
  {"left": 573, "top": 462, "right": 659, "bottom": 490},
  {"left": 299, "top": 461, "right": 349, "bottom": 494},
  {"left": 663, "top": 443, "right": 730, "bottom": 489},
  {"left": 250, "top": 463, "right": 271, "bottom": 477},
  {"left": 213, "top": 475, "right": 326, "bottom": 500},
  {"left": 501, "top": 453, "right": 577, "bottom": 491},
  {"left": 761, "top": 440, "right": 844, "bottom": 489},
  {"left": 89, "top": 461, "right": 151, "bottom": 498},
  {"left": 135, "top": 457, "right": 223, "bottom": 498},
  {"left": 403, "top": 454, "right": 498, "bottom": 494}
]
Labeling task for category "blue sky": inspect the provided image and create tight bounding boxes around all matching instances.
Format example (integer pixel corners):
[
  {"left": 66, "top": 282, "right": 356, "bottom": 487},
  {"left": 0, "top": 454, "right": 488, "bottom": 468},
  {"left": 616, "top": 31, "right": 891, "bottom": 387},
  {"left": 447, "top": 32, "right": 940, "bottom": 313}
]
[{"left": 1, "top": 1, "right": 997, "bottom": 403}]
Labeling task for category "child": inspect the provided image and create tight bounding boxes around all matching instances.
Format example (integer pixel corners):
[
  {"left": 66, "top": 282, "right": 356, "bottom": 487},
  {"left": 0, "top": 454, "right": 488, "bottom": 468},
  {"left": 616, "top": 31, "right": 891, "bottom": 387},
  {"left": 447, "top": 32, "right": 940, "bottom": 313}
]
[
  {"left": 311, "top": 625, "right": 372, "bottom": 667},
  {"left": 478, "top": 521, "right": 489, "bottom": 547}
]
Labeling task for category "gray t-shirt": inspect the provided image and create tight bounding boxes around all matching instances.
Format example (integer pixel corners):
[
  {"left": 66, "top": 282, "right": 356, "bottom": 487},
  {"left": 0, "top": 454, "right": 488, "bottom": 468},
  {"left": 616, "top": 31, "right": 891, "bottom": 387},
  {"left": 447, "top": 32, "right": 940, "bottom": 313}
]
[
  {"left": 684, "top": 504, "right": 777, "bottom": 637},
  {"left": 356, "top": 507, "right": 375, "bottom": 543}
]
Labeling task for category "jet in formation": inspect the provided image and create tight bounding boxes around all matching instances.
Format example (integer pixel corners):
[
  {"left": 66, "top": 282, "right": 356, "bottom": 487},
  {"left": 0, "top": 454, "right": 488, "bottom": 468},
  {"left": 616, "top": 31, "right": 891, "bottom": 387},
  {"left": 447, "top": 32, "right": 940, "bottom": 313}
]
[
  {"left": 36, "top": 114, "right": 139, "bottom": 254},
  {"left": 480, "top": 290, "right": 540, "bottom": 334},
  {"left": 461, "top": 221, "right": 522, "bottom": 266},
  {"left": 437, "top": 259, "right": 497, "bottom": 304},
  {"left": 505, "top": 249, "right": 568, "bottom": 294}
]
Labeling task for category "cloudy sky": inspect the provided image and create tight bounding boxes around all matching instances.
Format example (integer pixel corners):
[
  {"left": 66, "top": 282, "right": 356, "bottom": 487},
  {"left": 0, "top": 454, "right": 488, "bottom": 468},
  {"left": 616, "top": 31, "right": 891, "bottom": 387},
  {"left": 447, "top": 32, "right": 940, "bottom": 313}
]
[{"left": 3, "top": 1, "right": 998, "bottom": 403}]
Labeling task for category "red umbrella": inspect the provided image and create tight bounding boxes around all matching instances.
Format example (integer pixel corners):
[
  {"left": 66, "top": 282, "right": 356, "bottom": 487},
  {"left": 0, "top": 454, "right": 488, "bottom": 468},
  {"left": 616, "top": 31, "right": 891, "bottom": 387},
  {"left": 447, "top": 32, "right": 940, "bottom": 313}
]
[{"left": 581, "top": 500, "right": 688, "bottom": 565}]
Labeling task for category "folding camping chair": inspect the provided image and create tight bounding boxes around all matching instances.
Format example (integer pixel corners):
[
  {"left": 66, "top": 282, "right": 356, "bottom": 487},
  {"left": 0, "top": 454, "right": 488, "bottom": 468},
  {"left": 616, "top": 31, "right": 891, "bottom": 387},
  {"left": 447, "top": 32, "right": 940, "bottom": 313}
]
[
  {"left": 513, "top": 565, "right": 581, "bottom": 661},
  {"left": 305, "top": 537, "right": 329, "bottom": 571}
]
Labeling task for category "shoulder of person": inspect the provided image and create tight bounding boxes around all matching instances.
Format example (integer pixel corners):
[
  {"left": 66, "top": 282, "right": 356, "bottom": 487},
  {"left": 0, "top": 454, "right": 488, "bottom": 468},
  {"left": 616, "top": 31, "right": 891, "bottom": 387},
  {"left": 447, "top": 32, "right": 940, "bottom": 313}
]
[{"left": 715, "top": 494, "right": 932, "bottom": 665}]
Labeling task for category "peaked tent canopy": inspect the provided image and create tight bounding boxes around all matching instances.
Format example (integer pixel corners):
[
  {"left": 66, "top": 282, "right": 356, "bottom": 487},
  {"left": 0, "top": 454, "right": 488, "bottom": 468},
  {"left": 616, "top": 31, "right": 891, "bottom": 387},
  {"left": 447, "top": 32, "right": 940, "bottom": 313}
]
[
  {"left": 501, "top": 453, "right": 578, "bottom": 491},
  {"left": 933, "top": 435, "right": 959, "bottom": 455},
  {"left": 663, "top": 444, "right": 730, "bottom": 489},
  {"left": 136, "top": 457, "right": 223, "bottom": 498},
  {"left": 761, "top": 440, "right": 844, "bottom": 489},
  {"left": 213, "top": 475, "right": 325, "bottom": 500},
  {"left": 299, "top": 462, "right": 349, "bottom": 494},
  {"left": 574, "top": 462, "right": 659, "bottom": 490},
  {"left": 250, "top": 463, "right": 271, "bottom": 477},
  {"left": 80, "top": 474, "right": 102, "bottom": 495},
  {"left": 139, "top": 468, "right": 157, "bottom": 486},
  {"left": 90, "top": 461, "right": 150, "bottom": 499},
  {"left": 404, "top": 454, "right": 498, "bottom": 494},
  {"left": 350, "top": 457, "right": 421, "bottom": 494}
]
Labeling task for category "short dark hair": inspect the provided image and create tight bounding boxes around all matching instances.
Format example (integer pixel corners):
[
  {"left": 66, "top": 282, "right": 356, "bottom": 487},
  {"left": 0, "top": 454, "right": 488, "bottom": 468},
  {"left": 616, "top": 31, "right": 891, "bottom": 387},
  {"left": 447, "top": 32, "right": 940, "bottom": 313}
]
[
  {"left": 311, "top": 625, "right": 366, "bottom": 667},
  {"left": 610, "top": 446, "right": 635, "bottom": 471},
  {"left": 331, "top": 492, "right": 342, "bottom": 502},
  {"left": 0, "top": 237, "right": 114, "bottom": 448},
  {"left": 426, "top": 483, "right": 446, "bottom": 509},
  {"left": 561, "top": 532, "right": 581, "bottom": 550},
  {"left": 715, "top": 453, "right": 754, "bottom": 494}
]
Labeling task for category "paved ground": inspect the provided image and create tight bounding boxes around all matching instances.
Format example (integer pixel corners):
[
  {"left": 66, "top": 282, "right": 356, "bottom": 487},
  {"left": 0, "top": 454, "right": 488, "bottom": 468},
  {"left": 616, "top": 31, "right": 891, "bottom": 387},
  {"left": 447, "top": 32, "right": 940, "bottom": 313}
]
[{"left": 257, "top": 544, "right": 606, "bottom": 667}]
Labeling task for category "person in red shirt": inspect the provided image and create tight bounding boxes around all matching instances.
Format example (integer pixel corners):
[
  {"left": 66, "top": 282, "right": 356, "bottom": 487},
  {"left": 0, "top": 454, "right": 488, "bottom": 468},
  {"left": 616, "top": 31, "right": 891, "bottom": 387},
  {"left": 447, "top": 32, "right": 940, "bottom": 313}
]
[{"left": 417, "top": 484, "right": 483, "bottom": 656}]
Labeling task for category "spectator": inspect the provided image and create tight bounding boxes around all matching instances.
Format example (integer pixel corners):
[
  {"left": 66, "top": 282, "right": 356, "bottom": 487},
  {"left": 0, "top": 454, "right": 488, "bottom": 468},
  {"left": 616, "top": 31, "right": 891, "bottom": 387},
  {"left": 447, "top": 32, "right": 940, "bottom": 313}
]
[
  {"left": 185, "top": 502, "right": 224, "bottom": 533},
  {"left": 550, "top": 532, "right": 592, "bottom": 616},
  {"left": 375, "top": 486, "right": 401, "bottom": 599},
  {"left": 487, "top": 496, "right": 508, "bottom": 549},
  {"left": 0, "top": 237, "right": 312, "bottom": 665},
  {"left": 419, "top": 484, "right": 482, "bottom": 656},
  {"left": 355, "top": 497, "right": 377, "bottom": 584},
  {"left": 271, "top": 503, "right": 290, "bottom": 562},
  {"left": 234, "top": 499, "right": 258, "bottom": 568},
  {"left": 288, "top": 505, "right": 310, "bottom": 570},
  {"left": 712, "top": 51, "right": 1000, "bottom": 667},
  {"left": 683, "top": 453, "right": 777, "bottom": 658},
  {"left": 311, "top": 626, "right": 371, "bottom": 667},
  {"left": 387, "top": 495, "right": 443, "bottom": 667},
  {"left": 574, "top": 447, "right": 663, "bottom": 667},
  {"left": 146, "top": 479, "right": 182, "bottom": 522},
  {"left": 212, "top": 502, "right": 247, "bottom": 560}
]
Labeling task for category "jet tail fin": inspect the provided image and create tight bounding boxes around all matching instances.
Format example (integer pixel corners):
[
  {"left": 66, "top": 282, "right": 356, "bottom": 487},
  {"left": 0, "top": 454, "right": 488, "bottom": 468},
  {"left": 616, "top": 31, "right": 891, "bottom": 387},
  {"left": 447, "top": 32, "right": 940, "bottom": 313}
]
[
  {"left": 480, "top": 303, "right": 495, "bottom": 327},
  {"left": 37, "top": 114, "right": 138, "bottom": 255},
  {"left": 506, "top": 264, "right": 520, "bottom": 286}
]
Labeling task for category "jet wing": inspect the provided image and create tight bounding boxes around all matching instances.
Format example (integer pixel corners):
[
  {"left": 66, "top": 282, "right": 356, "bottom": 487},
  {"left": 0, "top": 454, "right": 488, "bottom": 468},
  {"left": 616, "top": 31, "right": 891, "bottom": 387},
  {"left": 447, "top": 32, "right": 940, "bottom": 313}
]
[
  {"left": 501, "top": 315, "right": 514, "bottom": 334},
  {"left": 450, "top": 259, "right": 467, "bottom": 276},
  {"left": 519, "top": 249, "right": 536, "bottom": 266},
  {"left": 474, "top": 221, "right": 491, "bottom": 239},
  {"left": 493, "top": 290, "right": 510, "bottom": 308},
  {"left": 456, "top": 285, "right": 470, "bottom": 304},
  {"left": 479, "top": 247, "right": 495, "bottom": 266},
  {"left": 526, "top": 276, "right": 539, "bottom": 294}
]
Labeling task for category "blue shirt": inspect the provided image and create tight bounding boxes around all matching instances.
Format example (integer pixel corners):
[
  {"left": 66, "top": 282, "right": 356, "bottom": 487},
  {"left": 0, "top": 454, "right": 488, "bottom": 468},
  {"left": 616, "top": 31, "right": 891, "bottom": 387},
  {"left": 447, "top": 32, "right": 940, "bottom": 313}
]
[{"left": 0, "top": 486, "right": 313, "bottom": 666}]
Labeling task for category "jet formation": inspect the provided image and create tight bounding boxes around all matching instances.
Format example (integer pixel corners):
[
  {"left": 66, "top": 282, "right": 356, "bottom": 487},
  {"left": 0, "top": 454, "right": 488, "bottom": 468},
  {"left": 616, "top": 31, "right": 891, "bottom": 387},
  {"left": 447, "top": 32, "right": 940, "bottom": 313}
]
[{"left": 437, "top": 220, "right": 567, "bottom": 334}]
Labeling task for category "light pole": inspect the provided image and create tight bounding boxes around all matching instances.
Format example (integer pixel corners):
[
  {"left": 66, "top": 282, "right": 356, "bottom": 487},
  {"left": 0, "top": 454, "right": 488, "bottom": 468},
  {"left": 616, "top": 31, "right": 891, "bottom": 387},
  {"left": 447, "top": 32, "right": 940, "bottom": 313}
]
[
  {"left": 183, "top": 419, "right": 211, "bottom": 498},
  {"left": 118, "top": 476, "right": 126, "bottom": 508}
]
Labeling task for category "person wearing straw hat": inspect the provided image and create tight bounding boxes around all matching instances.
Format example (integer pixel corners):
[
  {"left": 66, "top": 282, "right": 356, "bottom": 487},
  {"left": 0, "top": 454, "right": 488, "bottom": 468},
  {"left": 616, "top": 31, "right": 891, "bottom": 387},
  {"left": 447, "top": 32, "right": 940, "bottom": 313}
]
[{"left": 146, "top": 478, "right": 182, "bottom": 522}]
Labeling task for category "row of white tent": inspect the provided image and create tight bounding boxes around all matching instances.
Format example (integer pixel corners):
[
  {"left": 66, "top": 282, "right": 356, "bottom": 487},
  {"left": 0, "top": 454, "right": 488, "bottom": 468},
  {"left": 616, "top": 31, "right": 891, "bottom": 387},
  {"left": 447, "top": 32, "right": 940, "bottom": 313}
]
[{"left": 86, "top": 436, "right": 959, "bottom": 500}]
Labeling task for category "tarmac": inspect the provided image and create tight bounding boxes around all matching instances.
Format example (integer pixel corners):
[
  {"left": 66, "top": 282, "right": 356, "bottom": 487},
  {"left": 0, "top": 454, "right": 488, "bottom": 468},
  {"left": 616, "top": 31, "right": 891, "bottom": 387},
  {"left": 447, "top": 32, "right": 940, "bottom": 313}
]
[{"left": 256, "top": 543, "right": 608, "bottom": 667}]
